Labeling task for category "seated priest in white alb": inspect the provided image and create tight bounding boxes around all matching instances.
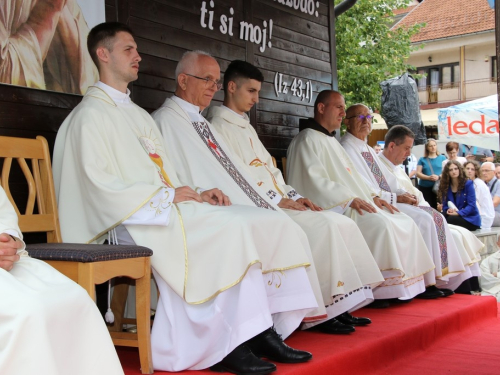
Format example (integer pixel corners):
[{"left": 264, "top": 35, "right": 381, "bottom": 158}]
[
  {"left": 480, "top": 237, "right": 500, "bottom": 301},
  {"left": 287, "top": 90, "right": 436, "bottom": 304},
  {"left": 376, "top": 125, "right": 483, "bottom": 293},
  {"left": 206, "top": 60, "right": 384, "bottom": 334},
  {"left": 0, "top": 185, "right": 124, "bottom": 375},
  {"left": 341, "top": 110, "right": 472, "bottom": 296},
  {"left": 152, "top": 51, "right": 373, "bottom": 336},
  {"left": 53, "top": 23, "right": 317, "bottom": 375}
]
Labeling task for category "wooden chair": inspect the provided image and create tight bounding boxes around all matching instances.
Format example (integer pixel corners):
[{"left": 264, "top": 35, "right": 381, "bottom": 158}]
[{"left": 0, "top": 135, "right": 154, "bottom": 374}]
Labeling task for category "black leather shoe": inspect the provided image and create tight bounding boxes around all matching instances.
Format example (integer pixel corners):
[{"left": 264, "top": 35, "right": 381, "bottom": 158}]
[
  {"left": 366, "top": 299, "right": 390, "bottom": 309},
  {"left": 246, "top": 327, "right": 312, "bottom": 363},
  {"left": 312, "top": 318, "right": 355, "bottom": 334},
  {"left": 438, "top": 288, "right": 454, "bottom": 297},
  {"left": 416, "top": 286, "right": 445, "bottom": 299},
  {"left": 210, "top": 344, "right": 276, "bottom": 375},
  {"left": 336, "top": 312, "right": 371, "bottom": 326}
]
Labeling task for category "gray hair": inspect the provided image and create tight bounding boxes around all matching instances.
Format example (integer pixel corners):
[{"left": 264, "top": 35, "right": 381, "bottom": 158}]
[
  {"left": 174, "top": 50, "right": 213, "bottom": 82},
  {"left": 481, "top": 161, "right": 495, "bottom": 171}
]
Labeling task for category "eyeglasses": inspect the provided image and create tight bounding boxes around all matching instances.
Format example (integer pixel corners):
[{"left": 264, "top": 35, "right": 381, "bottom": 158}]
[
  {"left": 184, "top": 73, "right": 222, "bottom": 91},
  {"left": 345, "top": 114, "right": 373, "bottom": 121}
]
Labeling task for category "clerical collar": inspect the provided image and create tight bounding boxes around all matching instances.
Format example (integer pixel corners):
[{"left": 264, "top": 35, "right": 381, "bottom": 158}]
[
  {"left": 299, "top": 118, "right": 336, "bottom": 137},
  {"left": 342, "top": 132, "right": 367, "bottom": 149},
  {"left": 171, "top": 95, "right": 201, "bottom": 115},
  {"left": 222, "top": 105, "right": 246, "bottom": 119},
  {"left": 94, "top": 81, "right": 132, "bottom": 106},
  {"left": 379, "top": 153, "right": 398, "bottom": 171}
]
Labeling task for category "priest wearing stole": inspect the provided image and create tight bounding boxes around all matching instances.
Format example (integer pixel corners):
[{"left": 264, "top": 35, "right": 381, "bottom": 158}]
[
  {"left": 376, "top": 125, "right": 483, "bottom": 292},
  {"left": 341, "top": 107, "right": 472, "bottom": 296},
  {"left": 154, "top": 52, "right": 382, "bottom": 335},
  {"left": 206, "top": 60, "right": 384, "bottom": 334},
  {"left": 54, "top": 23, "right": 317, "bottom": 375},
  {"left": 0, "top": 185, "right": 124, "bottom": 375},
  {"left": 287, "top": 90, "right": 436, "bottom": 302}
]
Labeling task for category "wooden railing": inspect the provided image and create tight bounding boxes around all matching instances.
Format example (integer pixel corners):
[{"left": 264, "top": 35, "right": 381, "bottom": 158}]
[{"left": 418, "top": 78, "right": 497, "bottom": 105}]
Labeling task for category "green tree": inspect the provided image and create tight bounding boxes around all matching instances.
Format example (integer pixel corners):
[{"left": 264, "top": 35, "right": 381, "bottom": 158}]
[{"left": 335, "top": 0, "right": 424, "bottom": 112}]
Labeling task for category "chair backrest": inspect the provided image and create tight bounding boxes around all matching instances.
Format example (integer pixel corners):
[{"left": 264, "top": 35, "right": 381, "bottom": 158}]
[{"left": 0, "top": 136, "right": 62, "bottom": 243}]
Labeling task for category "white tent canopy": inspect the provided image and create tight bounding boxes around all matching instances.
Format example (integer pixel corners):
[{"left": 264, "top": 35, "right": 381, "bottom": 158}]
[{"left": 437, "top": 95, "right": 500, "bottom": 151}]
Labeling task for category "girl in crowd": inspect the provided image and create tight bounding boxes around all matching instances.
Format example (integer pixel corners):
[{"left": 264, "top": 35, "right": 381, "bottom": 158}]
[
  {"left": 442, "top": 141, "right": 467, "bottom": 170},
  {"left": 439, "top": 160, "right": 481, "bottom": 231},
  {"left": 464, "top": 160, "right": 494, "bottom": 229},
  {"left": 417, "top": 138, "right": 446, "bottom": 209}
]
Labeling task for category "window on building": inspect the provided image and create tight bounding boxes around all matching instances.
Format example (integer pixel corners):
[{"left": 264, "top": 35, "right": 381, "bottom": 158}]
[
  {"left": 492, "top": 56, "right": 497, "bottom": 81},
  {"left": 416, "top": 63, "right": 460, "bottom": 90}
]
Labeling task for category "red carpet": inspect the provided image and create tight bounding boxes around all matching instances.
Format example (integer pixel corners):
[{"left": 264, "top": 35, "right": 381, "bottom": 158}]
[{"left": 119, "top": 294, "right": 499, "bottom": 375}]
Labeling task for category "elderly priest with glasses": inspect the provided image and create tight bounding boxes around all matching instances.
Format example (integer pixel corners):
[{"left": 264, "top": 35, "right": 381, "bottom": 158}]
[
  {"left": 286, "top": 90, "right": 436, "bottom": 305},
  {"left": 341, "top": 108, "right": 478, "bottom": 296}
]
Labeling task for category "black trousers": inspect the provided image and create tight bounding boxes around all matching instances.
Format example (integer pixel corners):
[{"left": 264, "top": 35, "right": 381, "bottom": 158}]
[
  {"left": 418, "top": 184, "right": 438, "bottom": 209},
  {"left": 444, "top": 214, "right": 480, "bottom": 231}
]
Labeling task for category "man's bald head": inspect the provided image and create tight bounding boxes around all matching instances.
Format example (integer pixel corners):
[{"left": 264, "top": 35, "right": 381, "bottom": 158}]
[
  {"left": 174, "top": 50, "right": 221, "bottom": 110},
  {"left": 313, "top": 90, "right": 346, "bottom": 133}
]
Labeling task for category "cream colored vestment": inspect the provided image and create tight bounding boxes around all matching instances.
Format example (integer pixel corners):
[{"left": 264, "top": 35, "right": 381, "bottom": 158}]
[
  {"left": 154, "top": 97, "right": 345, "bottom": 321},
  {"left": 480, "top": 251, "right": 500, "bottom": 301},
  {"left": 0, "top": 186, "right": 123, "bottom": 375},
  {"left": 53, "top": 86, "right": 316, "bottom": 371},
  {"left": 207, "top": 105, "right": 384, "bottom": 307},
  {"left": 341, "top": 132, "right": 466, "bottom": 287},
  {"left": 287, "top": 126, "right": 436, "bottom": 299},
  {"left": 378, "top": 152, "right": 483, "bottom": 272}
]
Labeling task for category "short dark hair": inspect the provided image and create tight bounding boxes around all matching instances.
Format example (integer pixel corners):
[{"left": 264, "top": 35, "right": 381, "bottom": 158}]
[
  {"left": 313, "top": 90, "right": 342, "bottom": 115},
  {"left": 87, "top": 22, "right": 134, "bottom": 69},
  {"left": 223, "top": 60, "right": 264, "bottom": 92},
  {"left": 445, "top": 142, "right": 459, "bottom": 153},
  {"left": 384, "top": 125, "right": 415, "bottom": 146}
]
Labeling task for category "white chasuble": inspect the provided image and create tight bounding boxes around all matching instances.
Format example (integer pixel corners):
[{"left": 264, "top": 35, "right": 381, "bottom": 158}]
[
  {"left": 207, "top": 105, "right": 384, "bottom": 306},
  {"left": 287, "top": 127, "right": 436, "bottom": 299},
  {"left": 341, "top": 132, "right": 466, "bottom": 286},
  {"left": 480, "top": 251, "right": 500, "bottom": 301},
  {"left": 0, "top": 187, "right": 123, "bottom": 375},
  {"left": 154, "top": 97, "right": 338, "bottom": 322},
  {"left": 378, "top": 152, "right": 483, "bottom": 277},
  {"left": 54, "top": 86, "right": 317, "bottom": 371}
]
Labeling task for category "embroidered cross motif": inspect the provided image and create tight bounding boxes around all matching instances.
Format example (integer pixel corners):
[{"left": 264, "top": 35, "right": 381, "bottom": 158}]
[
  {"left": 361, "top": 152, "right": 391, "bottom": 192},
  {"left": 191, "top": 121, "right": 275, "bottom": 210},
  {"left": 418, "top": 206, "right": 449, "bottom": 269}
]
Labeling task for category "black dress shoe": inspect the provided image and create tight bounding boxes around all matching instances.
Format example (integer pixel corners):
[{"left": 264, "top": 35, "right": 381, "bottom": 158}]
[
  {"left": 246, "top": 327, "right": 312, "bottom": 363},
  {"left": 366, "top": 299, "right": 390, "bottom": 309},
  {"left": 336, "top": 312, "right": 371, "bottom": 326},
  {"left": 416, "top": 286, "right": 445, "bottom": 299},
  {"left": 438, "top": 288, "right": 454, "bottom": 297},
  {"left": 210, "top": 344, "right": 276, "bottom": 375},
  {"left": 312, "top": 318, "right": 355, "bottom": 334}
]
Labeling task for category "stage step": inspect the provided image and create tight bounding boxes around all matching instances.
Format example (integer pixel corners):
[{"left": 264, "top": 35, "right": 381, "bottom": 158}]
[{"left": 119, "top": 294, "right": 499, "bottom": 375}]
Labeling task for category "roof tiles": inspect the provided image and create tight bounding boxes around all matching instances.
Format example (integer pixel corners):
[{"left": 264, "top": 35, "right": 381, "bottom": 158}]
[{"left": 393, "top": 0, "right": 495, "bottom": 43}]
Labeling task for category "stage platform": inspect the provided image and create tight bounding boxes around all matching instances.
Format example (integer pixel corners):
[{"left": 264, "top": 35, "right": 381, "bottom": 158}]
[{"left": 119, "top": 294, "right": 500, "bottom": 375}]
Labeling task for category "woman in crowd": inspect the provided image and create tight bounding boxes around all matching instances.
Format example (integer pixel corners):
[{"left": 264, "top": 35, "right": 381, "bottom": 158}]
[
  {"left": 464, "top": 160, "right": 494, "bottom": 229},
  {"left": 442, "top": 142, "right": 467, "bottom": 170},
  {"left": 417, "top": 138, "right": 447, "bottom": 209},
  {"left": 439, "top": 160, "right": 481, "bottom": 231}
]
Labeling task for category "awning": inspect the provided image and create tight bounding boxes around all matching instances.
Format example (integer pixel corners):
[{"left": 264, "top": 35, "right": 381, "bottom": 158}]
[
  {"left": 437, "top": 95, "right": 499, "bottom": 151},
  {"left": 371, "top": 109, "right": 439, "bottom": 130}
]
